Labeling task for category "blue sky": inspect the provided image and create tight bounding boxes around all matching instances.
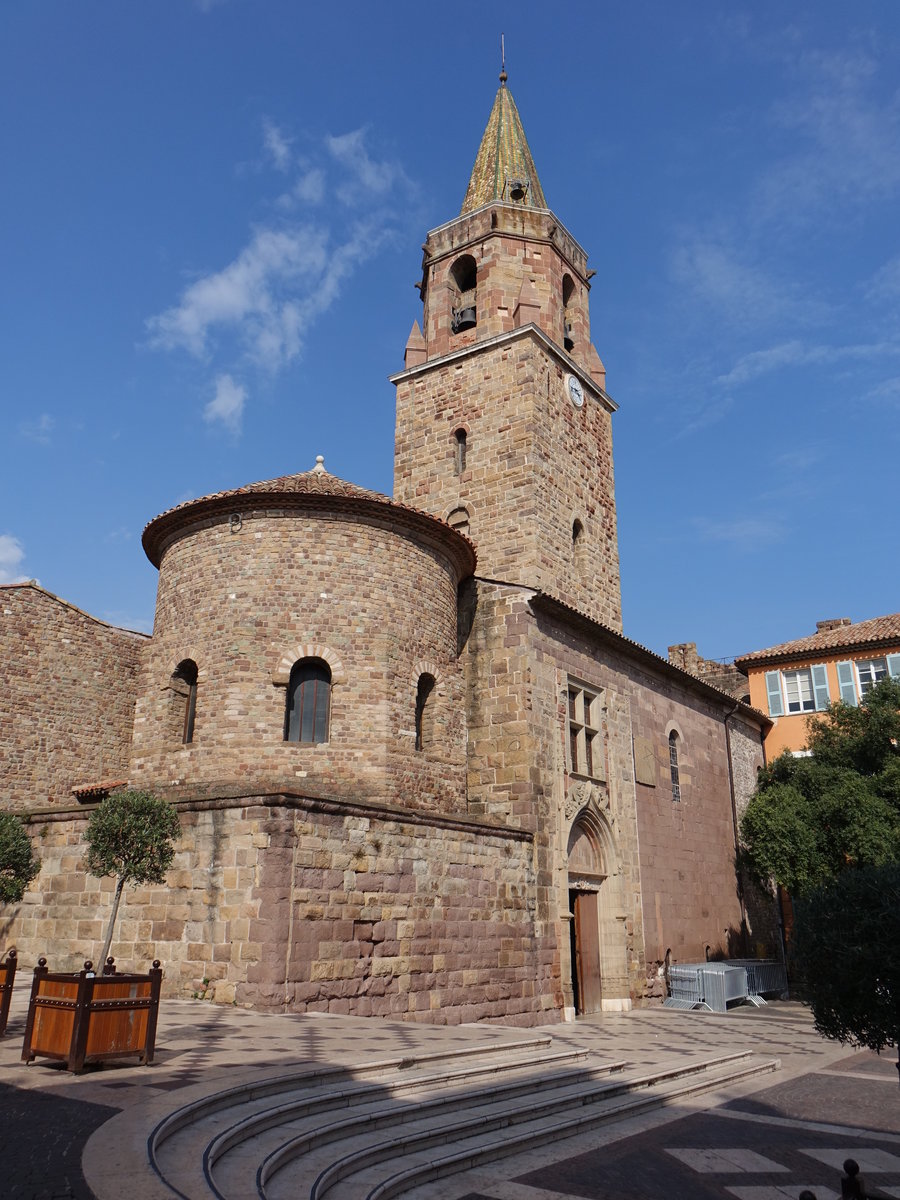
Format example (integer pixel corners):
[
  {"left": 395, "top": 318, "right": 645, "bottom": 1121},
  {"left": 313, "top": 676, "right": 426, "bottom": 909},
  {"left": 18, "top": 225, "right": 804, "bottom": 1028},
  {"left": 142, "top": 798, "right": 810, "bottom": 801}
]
[{"left": 1, "top": 1, "right": 898, "bottom": 662}]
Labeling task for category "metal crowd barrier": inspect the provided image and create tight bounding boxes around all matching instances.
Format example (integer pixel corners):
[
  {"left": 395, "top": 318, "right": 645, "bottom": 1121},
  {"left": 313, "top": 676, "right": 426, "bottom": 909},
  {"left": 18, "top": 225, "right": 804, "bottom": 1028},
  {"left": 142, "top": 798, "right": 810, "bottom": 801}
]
[{"left": 664, "top": 959, "right": 787, "bottom": 1012}]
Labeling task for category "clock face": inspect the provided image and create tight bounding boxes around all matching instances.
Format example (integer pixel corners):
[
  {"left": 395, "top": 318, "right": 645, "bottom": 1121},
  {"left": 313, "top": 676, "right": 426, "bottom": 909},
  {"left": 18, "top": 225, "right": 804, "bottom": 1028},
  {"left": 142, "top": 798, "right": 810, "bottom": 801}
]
[{"left": 567, "top": 374, "right": 584, "bottom": 409}]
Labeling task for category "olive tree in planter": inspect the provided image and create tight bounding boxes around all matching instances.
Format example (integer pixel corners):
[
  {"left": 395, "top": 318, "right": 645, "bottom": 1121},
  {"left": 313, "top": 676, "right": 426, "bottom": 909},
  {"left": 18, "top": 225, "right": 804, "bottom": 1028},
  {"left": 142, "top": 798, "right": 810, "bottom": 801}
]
[
  {"left": 0, "top": 812, "right": 40, "bottom": 904},
  {"left": 84, "top": 790, "right": 180, "bottom": 967}
]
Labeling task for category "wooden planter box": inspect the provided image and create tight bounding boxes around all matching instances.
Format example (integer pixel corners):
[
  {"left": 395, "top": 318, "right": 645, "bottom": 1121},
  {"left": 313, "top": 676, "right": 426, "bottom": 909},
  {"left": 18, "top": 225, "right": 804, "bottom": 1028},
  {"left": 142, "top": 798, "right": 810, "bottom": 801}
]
[
  {"left": 22, "top": 957, "right": 162, "bottom": 1073},
  {"left": 0, "top": 949, "right": 17, "bottom": 1036}
]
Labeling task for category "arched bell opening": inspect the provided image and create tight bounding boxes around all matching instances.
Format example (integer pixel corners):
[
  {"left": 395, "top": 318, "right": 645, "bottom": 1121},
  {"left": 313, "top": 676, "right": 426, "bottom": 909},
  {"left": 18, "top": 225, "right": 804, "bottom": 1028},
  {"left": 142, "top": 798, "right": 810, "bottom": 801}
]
[
  {"left": 562, "top": 273, "right": 576, "bottom": 351},
  {"left": 449, "top": 255, "right": 477, "bottom": 334}
]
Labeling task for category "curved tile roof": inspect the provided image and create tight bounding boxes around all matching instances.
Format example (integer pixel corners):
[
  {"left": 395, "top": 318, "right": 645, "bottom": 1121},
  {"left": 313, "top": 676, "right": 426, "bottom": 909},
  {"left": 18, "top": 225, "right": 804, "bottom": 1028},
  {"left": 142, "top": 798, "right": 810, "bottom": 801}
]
[
  {"left": 142, "top": 457, "right": 476, "bottom": 574},
  {"left": 735, "top": 613, "right": 900, "bottom": 668}
]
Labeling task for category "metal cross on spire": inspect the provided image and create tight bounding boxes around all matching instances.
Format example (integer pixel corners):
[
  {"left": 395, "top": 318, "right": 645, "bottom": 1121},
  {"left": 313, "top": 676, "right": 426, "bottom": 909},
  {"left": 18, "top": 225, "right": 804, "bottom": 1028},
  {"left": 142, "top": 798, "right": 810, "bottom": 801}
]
[{"left": 500, "top": 33, "right": 507, "bottom": 84}]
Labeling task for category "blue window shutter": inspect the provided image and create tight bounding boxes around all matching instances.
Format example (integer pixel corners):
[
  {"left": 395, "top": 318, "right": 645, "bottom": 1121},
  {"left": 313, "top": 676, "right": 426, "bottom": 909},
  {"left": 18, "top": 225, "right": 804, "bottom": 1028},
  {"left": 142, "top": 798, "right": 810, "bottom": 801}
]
[
  {"left": 887, "top": 653, "right": 900, "bottom": 679},
  {"left": 836, "top": 661, "right": 858, "bottom": 706},
  {"left": 765, "top": 671, "right": 784, "bottom": 717},
  {"left": 811, "top": 664, "right": 830, "bottom": 711}
]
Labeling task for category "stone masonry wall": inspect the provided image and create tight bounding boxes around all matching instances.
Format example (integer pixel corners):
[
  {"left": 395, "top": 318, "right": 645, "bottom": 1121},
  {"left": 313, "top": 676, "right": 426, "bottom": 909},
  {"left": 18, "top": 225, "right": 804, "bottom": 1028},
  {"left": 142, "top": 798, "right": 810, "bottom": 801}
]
[
  {"left": 0, "top": 584, "right": 146, "bottom": 811},
  {"left": 421, "top": 206, "right": 592, "bottom": 372},
  {"left": 131, "top": 509, "right": 467, "bottom": 815},
  {"left": 394, "top": 329, "right": 621, "bottom": 631},
  {"left": 3, "top": 794, "right": 559, "bottom": 1026}
]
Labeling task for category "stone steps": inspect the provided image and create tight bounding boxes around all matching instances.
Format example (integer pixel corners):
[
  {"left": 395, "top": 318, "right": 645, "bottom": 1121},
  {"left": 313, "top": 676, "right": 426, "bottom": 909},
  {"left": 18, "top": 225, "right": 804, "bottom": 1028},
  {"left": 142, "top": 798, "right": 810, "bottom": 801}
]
[
  {"left": 142, "top": 1040, "right": 779, "bottom": 1200},
  {"left": 148, "top": 1036, "right": 575, "bottom": 1199}
]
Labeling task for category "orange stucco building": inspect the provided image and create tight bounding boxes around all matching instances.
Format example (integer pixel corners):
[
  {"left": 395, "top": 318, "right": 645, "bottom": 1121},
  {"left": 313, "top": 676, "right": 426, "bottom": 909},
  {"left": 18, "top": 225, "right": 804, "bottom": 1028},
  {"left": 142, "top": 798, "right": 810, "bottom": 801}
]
[{"left": 735, "top": 614, "right": 900, "bottom": 760}]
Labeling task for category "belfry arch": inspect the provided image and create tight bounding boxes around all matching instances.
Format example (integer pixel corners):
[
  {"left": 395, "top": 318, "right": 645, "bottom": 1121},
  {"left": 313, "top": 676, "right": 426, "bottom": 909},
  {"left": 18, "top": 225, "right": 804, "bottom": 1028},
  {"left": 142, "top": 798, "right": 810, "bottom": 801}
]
[{"left": 565, "top": 804, "right": 630, "bottom": 1014}]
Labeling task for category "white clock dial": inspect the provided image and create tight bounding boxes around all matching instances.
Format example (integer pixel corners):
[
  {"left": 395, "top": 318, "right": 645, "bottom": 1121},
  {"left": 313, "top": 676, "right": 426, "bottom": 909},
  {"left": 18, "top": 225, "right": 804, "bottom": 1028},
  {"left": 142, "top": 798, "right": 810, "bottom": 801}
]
[{"left": 567, "top": 374, "right": 584, "bottom": 409}]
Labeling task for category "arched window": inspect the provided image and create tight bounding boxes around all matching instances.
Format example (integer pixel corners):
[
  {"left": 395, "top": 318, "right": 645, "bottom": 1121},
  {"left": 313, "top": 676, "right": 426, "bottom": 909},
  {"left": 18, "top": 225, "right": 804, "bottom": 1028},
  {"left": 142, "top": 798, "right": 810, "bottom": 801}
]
[
  {"left": 454, "top": 428, "right": 467, "bottom": 475},
  {"left": 449, "top": 255, "right": 477, "bottom": 333},
  {"left": 447, "top": 506, "right": 470, "bottom": 537},
  {"left": 284, "top": 658, "right": 331, "bottom": 744},
  {"left": 562, "top": 274, "right": 576, "bottom": 350},
  {"left": 171, "top": 659, "right": 198, "bottom": 744},
  {"left": 572, "top": 518, "right": 587, "bottom": 577},
  {"left": 668, "top": 731, "right": 681, "bottom": 803},
  {"left": 415, "top": 673, "right": 436, "bottom": 751}
]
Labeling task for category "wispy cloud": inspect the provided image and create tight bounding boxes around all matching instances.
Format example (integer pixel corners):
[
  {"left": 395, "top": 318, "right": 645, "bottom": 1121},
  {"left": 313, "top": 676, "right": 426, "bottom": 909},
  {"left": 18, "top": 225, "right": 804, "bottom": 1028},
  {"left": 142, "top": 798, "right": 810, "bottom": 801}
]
[
  {"left": 18, "top": 413, "right": 55, "bottom": 443},
  {"left": 0, "top": 534, "right": 28, "bottom": 584},
  {"left": 866, "top": 254, "right": 900, "bottom": 303},
  {"left": 204, "top": 373, "right": 246, "bottom": 434},
  {"left": 147, "top": 124, "right": 415, "bottom": 435},
  {"left": 326, "top": 129, "right": 409, "bottom": 203},
  {"left": 669, "top": 234, "right": 824, "bottom": 327},
  {"left": 717, "top": 339, "right": 900, "bottom": 386},
  {"left": 262, "top": 118, "right": 292, "bottom": 172},
  {"left": 693, "top": 515, "right": 786, "bottom": 551},
  {"left": 758, "top": 46, "right": 900, "bottom": 224},
  {"left": 147, "top": 226, "right": 330, "bottom": 363}
]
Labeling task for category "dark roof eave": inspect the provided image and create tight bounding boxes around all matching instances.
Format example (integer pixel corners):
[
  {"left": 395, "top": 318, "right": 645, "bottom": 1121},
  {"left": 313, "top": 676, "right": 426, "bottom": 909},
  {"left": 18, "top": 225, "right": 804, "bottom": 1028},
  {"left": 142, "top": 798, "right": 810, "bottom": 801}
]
[{"left": 529, "top": 592, "right": 770, "bottom": 729}]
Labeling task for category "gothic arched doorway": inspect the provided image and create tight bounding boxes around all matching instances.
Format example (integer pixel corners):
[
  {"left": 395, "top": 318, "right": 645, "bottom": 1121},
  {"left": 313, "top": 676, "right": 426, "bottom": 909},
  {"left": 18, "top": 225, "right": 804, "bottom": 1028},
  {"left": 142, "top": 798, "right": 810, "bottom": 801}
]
[{"left": 567, "top": 818, "right": 605, "bottom": 1015}]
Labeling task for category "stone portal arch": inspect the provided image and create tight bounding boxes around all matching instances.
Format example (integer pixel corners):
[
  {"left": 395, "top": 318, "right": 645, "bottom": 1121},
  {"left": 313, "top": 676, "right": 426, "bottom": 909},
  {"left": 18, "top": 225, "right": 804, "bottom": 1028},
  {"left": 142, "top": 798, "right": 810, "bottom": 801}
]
[{"left": 566, "top": 807, "right": 630, "bottom": 1014}]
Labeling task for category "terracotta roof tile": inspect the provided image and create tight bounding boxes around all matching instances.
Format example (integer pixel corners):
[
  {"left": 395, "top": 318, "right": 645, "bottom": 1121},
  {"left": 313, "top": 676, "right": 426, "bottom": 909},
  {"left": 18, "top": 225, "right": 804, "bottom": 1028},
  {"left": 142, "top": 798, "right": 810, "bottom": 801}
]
[
  {"left": 735, "top": 613, "right": 900, "bottom": 668},
  {"left": 141, "top": 459, "right": 476, "bottom": 575}
]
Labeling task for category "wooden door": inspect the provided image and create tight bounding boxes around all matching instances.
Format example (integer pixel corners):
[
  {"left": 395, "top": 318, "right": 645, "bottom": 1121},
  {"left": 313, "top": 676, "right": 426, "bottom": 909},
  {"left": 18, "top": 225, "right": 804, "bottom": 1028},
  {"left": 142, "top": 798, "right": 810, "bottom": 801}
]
[{"left": 573, "top": 890, "right": 602, "bottom": 1014}]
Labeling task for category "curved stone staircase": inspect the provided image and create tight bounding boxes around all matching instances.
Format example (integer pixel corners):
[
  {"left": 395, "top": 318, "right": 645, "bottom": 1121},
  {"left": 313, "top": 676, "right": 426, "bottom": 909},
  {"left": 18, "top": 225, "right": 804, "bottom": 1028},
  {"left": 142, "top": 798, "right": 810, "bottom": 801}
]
[{"left": 88, "top": 1033, "right": 779, "bottom": 1200}]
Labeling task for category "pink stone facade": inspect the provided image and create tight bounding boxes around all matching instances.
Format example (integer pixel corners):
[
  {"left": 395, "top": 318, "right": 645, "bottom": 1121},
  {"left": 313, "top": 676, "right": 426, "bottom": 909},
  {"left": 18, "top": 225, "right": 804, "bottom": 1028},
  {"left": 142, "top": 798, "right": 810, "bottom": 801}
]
[
  {"left": 0, "top": 584, "right": 146, "bottom": 811},
  {"left": 0, "top": 81, "right": 771, "bottom": 1023}
]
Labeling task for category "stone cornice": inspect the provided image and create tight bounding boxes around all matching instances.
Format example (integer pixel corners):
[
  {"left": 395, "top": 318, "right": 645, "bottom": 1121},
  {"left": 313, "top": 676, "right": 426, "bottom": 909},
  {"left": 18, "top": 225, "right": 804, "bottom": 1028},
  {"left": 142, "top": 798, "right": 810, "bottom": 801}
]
[{"left": 389, "top": 324, "right": 617, "bottom": 414}]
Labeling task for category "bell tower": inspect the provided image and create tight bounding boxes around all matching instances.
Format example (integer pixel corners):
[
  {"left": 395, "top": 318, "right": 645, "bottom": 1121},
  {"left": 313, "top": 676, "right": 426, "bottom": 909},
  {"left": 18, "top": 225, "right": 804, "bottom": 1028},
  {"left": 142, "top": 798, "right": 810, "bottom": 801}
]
[{"left": 392, "top": 72, "right": 622, "bottom": 631}]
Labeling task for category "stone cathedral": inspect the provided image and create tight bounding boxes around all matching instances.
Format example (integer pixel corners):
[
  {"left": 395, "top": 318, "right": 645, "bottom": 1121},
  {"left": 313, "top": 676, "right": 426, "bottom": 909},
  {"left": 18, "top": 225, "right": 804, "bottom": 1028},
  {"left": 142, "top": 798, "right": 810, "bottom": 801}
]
[{"left": 0, "top": 76, "right": 769, "bottom": 1023}]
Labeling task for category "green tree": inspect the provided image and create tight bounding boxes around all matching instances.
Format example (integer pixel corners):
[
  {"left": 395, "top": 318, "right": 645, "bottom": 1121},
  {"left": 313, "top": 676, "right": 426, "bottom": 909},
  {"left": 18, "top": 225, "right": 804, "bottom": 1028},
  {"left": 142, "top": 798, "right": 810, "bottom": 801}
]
[
  {"left": 84, "top": 790, "right": 180, "bottom": 967},
  {"left": 791, "top": 866, "right": 900, "bottom": 1085},
  {"left": 0, "top": 813, "right": 40, "bottom": 903},
  {"left": 740, "top": 679, "right": 900, "bottom": 895}
]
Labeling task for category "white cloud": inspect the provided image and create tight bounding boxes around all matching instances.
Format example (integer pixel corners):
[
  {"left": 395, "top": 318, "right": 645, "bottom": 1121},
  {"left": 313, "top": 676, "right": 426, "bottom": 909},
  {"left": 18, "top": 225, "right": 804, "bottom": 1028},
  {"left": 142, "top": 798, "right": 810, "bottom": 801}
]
[
  {"left": 866, "top": 255, "right": 900, "bottom": 303},
  {"left": 262, "top": 119, "right": 292, "bottom": 172},
  {"left": 148, "top": 122, "right": 416, "bottom": 431},
  {"left": 717, "top": 339, "right": 900, "bottom": 386},
  {"left": 669, "top": 234, "right": 823, "bottom": 326},
  {"left": 146, "top": 226, "right": 329, "bottom": 362},
  {"left": 18, "top": 413, "right": 55, "bottom": 443},
  {"left": 757, "top": 46, "right": 900, "bottom": 223},
  {"left": 0, "top": 534, "right": 28, "bottom": 584},
  {"left": 326, "top": 128, "right": 409, "bottom": 204},
  {"left": 204, "top": 374, "right": 246, "bottom": 434}
]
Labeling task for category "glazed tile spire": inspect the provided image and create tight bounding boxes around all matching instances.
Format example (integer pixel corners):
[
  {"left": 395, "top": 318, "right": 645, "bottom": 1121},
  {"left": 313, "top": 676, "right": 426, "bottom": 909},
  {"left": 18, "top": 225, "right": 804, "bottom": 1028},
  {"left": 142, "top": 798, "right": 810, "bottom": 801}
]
[{"left": 460, "top": 71, "right": 547, "bottom": 214}]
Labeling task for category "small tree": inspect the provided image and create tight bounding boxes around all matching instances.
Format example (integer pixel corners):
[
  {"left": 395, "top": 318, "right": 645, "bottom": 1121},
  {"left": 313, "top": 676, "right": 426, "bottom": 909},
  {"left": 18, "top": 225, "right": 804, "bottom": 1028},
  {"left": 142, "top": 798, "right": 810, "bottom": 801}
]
[
  {"left": 0, "top": 813, "right": 40, "bottom": 904},
  {"left": 792, "top": 866, "right": 900, "bottom": 1087},
  {"left": 84, "top": 790, "right": 180, "bottom": 967}
]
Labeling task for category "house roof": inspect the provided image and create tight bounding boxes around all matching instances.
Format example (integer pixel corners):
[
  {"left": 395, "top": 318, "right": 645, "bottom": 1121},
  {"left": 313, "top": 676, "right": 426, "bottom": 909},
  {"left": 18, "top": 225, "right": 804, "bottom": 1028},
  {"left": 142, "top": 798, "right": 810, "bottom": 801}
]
[
  {"left": 141, "top": 456, "right": 476, "bottom": 576},
  {"left": 460, "top": 76, "right": 547, "bottom": 215},
  {"left": 734, "top": 613, "right": 900, "bottom": 670}
]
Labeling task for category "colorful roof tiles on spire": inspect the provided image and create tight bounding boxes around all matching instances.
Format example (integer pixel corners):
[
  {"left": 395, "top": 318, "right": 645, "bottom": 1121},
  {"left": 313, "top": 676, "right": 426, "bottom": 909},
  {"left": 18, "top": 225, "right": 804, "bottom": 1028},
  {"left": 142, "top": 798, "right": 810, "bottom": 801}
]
[{"left": 460, "top": 74, "right": 547, "bottom": 214}]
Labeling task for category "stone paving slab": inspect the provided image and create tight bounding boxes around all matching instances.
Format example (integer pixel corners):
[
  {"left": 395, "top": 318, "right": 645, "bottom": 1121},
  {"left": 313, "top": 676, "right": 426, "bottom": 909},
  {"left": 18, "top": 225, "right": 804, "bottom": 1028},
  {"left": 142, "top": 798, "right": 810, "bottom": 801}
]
[{"left": 1, "top": 990, "right": 895, "bottom": 1200}]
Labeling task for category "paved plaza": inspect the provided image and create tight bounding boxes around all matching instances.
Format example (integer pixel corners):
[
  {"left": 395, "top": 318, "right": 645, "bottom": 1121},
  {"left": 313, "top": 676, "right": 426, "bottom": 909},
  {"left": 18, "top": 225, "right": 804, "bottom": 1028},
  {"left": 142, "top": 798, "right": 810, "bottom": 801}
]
[{"left": 1, "top": 988, "right": 898, "bottom": 1200}]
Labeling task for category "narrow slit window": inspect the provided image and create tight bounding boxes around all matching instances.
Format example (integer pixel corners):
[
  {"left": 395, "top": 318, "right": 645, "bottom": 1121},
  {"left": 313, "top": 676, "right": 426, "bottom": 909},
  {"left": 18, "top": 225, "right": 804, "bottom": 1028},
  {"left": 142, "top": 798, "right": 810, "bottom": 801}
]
[
  {"left": 415, "top": 673, "right": 436, "bottom": 751},
  {"left": 454, "top": 428, "right": 467, "bottom": 475},
  {"left": 171, "top": 659, "right": 198, "bottom": 744},
  {"left": 669, "top": 731, "right": 681, "bottom": 802}
]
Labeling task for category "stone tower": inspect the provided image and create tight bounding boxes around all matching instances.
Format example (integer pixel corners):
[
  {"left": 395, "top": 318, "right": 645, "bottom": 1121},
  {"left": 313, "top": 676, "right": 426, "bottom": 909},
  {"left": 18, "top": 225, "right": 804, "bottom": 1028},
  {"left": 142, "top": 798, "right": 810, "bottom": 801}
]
[{"left": 392, "top": 73, "right": 622, "bottom": 631}]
